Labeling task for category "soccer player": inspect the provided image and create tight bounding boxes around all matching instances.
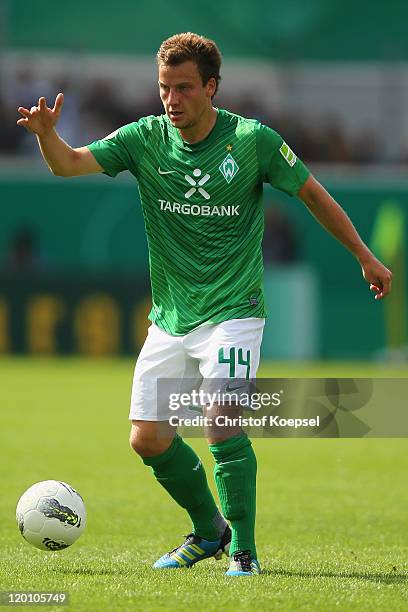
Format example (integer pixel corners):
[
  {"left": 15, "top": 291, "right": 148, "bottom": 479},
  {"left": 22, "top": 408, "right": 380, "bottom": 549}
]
[{"left": 17, "top": 32, "right": 392, "bottom": 576}]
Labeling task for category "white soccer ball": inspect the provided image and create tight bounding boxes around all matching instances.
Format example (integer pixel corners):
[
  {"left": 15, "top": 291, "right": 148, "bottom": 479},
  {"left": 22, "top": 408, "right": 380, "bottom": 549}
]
[{"left": 16, "top": 480, "right": 86, "bottom": 551}]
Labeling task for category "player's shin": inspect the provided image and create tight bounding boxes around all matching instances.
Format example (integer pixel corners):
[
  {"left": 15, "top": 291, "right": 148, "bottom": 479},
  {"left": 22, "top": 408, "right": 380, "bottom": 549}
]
[
  {"left": 142, "top": 434, "right": 225, "bottom": 541},
  {"left": 209, "top": 432, "right": 257, "bottom": 558}
]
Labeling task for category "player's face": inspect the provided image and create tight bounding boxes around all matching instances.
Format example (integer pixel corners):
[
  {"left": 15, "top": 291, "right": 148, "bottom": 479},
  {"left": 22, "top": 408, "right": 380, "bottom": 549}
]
[{"left": 158, "top": 61, "right": 216, "bottom": 129}]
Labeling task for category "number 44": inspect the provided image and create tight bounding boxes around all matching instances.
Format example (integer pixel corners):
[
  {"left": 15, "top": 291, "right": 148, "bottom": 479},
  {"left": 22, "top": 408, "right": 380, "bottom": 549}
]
[{"left": 218, "top": 347, "right": 251, "bottom": 379}]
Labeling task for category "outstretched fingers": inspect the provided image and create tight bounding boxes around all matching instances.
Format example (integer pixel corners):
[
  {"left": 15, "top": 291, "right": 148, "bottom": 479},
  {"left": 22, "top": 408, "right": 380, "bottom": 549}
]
[
  {"left": 52, "top": 93, "right": 64, "bottom": 114},
  {"left": 17, "top": 106, "right": 31, "bottom": 127},
  {"left": 17, "top": 93, "right": 64, "bottom": 131},
  {"left": 17, "top": 106, "right": 31, "bottom": 118}
]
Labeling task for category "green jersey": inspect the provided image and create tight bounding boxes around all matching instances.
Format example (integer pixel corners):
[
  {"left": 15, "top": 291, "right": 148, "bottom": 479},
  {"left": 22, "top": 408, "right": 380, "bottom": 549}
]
[{"left": 87, "top": 108, "right": 310, "bottom": 335}]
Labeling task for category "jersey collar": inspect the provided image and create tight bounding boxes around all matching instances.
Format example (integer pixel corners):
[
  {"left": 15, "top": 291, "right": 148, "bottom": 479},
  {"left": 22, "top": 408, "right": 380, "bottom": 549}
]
[{"left": 165, "top": 108, "right": 223, "bottom": 151}]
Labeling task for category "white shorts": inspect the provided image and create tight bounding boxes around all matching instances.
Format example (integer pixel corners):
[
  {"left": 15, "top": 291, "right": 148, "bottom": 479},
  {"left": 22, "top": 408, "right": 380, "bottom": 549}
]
[{"left": 129, "top": 317, "right": 265, "bottom": 421}]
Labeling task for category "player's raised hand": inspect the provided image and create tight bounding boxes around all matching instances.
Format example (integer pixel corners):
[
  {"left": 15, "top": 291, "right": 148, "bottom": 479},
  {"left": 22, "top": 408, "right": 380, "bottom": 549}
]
[
  {"left": 361, "top": 255, "right": 392, "bottom": 300},
  {"left": 16, "top": 93, "right": 64, "bottom": 136}
]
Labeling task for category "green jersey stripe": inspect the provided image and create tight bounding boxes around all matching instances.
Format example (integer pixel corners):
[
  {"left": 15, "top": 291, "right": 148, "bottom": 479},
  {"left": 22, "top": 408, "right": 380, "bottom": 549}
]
[{"left": 87, "top": 108, "right": 310, "bottom": 335}]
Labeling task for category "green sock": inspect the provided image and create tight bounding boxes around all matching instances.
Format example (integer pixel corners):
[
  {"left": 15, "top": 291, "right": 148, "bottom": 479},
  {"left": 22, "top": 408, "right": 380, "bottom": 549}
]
[
  {"left": 142, "top": 434, "right": 225, "bottom": 541},
  {"left": 209, "top": 432, "right": 257, "bottom": 559}
]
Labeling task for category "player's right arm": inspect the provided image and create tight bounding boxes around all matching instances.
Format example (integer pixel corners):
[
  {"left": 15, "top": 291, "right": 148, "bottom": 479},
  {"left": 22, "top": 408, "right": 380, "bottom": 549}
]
[{"left": 17, "top": 94, "right": 103, "bottom": 177}]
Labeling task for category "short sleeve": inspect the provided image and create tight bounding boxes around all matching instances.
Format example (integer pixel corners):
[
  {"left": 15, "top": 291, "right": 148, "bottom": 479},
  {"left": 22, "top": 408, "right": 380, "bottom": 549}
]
[
  {"left": 86, "top": 121, "right": 147, "bottom": 178},
  {"left": 256, "top": 123, "right": 310, "bottom": 196}
]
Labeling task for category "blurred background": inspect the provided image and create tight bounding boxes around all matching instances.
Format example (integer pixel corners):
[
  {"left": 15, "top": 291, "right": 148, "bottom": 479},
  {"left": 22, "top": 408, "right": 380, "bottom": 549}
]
[{"left": 0, "top": 0, "right": 407, "bottom": 361}]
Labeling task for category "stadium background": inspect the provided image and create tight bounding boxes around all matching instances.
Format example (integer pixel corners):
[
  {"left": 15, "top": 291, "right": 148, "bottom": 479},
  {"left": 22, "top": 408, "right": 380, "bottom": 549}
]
[
  {"left": 0, "top": 0, "right": 407, "bottom": 360},
  {"left": 1, "top": 3, "right": 408, "bottom": 610}
]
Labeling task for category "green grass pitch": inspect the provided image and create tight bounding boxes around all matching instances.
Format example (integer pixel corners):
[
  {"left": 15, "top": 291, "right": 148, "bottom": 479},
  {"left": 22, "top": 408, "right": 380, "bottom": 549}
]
[{"left": 0, "top": 358, "right": 407, "bottom": 611}]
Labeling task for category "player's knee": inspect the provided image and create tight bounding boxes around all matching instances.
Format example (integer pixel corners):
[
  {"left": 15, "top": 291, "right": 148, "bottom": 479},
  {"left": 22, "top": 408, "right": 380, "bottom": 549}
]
[
  {"left": 129, "top": 423, "right": 173, "bottom": 457},
  {"left": 129, "top": 430, "right": 141, "bottom": 454},
  {"left": 130, "top": 435, "right": 170, "bottom": 457},
  {"left": 129, "top": 430, "right": 151, "bottom": 456},
  {"left": 129, "top": 435, "right": 152, "bottom": 456}
]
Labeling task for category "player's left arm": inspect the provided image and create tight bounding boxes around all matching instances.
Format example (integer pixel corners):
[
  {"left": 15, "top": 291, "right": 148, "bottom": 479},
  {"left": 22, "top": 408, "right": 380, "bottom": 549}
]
[{"left": 298, "top": 175, "right": 392, "bottom": 300}]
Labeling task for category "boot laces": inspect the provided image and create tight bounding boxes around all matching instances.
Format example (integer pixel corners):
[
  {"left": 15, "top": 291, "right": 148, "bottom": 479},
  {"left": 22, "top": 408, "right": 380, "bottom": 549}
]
[
  {"left": 232, "top": 550, "right": 252, "bottom": 572},
  {"left": 169, "top": 533, "right": 200, "bottom": 555}
]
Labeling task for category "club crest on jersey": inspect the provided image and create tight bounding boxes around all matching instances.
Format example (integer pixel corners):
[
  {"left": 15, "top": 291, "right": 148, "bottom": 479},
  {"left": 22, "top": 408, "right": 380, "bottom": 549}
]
[
  {"left": 279, "top": 142, "right": 297, "bottom": 167},
  {"left": 219, "top": 153, "right": 239, "bottom": 184}
]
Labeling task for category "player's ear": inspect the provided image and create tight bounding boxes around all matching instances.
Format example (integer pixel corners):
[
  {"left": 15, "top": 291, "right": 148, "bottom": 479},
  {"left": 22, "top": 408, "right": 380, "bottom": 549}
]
[{"left": 206, "top": 77, "right": 217, "bottom": 98}]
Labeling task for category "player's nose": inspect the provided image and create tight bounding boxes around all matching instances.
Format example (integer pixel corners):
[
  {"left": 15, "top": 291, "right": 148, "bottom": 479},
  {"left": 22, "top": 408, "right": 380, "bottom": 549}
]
[{"left": 167, "top": 88, "right": 180, "bottom": 106}]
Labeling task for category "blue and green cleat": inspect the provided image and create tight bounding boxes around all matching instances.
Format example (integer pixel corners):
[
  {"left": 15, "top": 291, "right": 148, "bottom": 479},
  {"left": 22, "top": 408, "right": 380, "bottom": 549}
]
[
  {"left": 153, "top": 525, "right": 231, "bottom": 569},
  {"left": 225, "top": 550, "right": 261, "bottom": 576}
]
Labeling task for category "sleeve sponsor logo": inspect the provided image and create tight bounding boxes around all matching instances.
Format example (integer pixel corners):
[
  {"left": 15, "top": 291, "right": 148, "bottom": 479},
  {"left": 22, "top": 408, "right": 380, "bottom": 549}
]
[{"left": 279, "top": 142, "right": 297, "bottom": 167}]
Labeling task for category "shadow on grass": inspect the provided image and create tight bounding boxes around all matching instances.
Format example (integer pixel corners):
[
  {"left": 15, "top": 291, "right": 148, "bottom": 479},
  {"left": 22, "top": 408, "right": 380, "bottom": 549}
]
[{"left": 263, "top": 568, "right": 408, "bottom": 585}]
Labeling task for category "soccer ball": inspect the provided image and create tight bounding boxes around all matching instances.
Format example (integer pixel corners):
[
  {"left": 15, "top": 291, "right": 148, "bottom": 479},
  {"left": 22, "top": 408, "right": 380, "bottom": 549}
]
[{"left": 16, "top": 480, "right": 86, "bottom": 551}]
